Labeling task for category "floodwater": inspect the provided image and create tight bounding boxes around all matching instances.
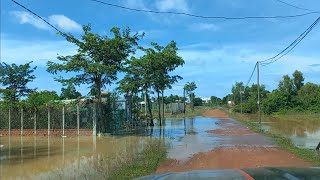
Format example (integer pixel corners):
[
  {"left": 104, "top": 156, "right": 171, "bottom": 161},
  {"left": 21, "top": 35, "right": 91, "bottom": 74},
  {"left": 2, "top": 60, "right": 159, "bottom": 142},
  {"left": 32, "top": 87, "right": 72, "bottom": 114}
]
[
  {"left": 0, "top": 116, "right": 273, "bottom": 179},
  {"left": 250, "top": 115, "right": 320, "bottom": 149}
]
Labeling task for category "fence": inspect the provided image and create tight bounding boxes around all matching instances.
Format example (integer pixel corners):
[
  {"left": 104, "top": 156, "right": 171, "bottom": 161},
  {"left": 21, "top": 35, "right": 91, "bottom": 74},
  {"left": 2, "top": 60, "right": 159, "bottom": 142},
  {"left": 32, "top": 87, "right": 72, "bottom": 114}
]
[{"left": 0, "top": 97, "right": 140, "bottom": 136}]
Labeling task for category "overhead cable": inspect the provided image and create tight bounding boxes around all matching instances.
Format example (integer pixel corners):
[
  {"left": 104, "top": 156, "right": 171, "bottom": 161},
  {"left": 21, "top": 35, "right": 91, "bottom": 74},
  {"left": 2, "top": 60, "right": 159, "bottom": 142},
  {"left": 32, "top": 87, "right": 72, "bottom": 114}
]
[
  {"left": 273, "top": 0, "right": 317, "bottom": 12},
  {"left": 11, "top": 0, "right": 80, "bottom": 43},
  {"left": 90, "top": 0, "right": 319, "bottom": 20},
  {"left": 260, "top": 16, "right": 320, "bottom": 66}
]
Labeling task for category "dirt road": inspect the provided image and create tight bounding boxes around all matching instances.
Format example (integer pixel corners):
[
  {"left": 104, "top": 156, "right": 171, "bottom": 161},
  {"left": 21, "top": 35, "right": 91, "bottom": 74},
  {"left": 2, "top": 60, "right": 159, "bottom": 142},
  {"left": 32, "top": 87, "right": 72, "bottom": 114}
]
[{"left": 156, "top": 109, "right": 312, "bottom": 173}]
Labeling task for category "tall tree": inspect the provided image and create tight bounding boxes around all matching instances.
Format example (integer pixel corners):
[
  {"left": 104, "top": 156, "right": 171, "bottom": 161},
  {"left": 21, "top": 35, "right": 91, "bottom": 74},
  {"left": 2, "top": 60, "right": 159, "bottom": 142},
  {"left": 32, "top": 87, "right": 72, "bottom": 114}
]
[
  {"left": 47, "top": 25, "right": 142, "bottom": 133},
  {"left": 292, "top": 70, "right": 304, "bottom": 93},
  {"left": 47, "top": 25, "right": 142, "bottom": 103},
  {"left": 184, "top": 81, "right": 197, "bottom": 111},
  {"left": 60, "top": 85, "right": 82, "bottom": 100},
  {"left": 0, "top": 61, "right": 37, "bottom": 103},
  {"left": 231, "top": 82, "right": 245, "bottom": 105},
  {"left": 147, "top": 41, "right": 184, "bottom": 125}
]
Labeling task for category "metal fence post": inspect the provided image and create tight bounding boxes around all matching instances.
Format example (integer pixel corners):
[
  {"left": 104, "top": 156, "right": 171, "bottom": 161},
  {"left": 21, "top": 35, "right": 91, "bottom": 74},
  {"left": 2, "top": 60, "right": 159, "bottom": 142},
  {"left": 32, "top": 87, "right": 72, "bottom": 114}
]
[
  {"left": 93, "top": 103, "right": 96, "bottom": 136},
  {"left": 77, "top": 103, "right": 80, "bottom": 136},
  {"left": 34, "top": 109, "right": 37, "bottom": 136},
  {"left": 20, "top": 108, "right": 23, "bottom": 136},
  {"left": 48, "top": 107, "right": 50, "bottom": 136},
  {"left": 62, "top": 105, "right": 65, "bottom": 137},
  {"left": 8, "top": 108, "right": 11, "bottom": 136}
]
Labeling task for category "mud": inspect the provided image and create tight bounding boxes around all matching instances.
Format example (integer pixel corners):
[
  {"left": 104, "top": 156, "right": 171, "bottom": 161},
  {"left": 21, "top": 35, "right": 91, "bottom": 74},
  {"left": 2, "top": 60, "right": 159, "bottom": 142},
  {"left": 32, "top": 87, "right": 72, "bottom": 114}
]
[
  {"left": 156, "top": 109, "right": 314, "bottom": 174},
  {"left": 156, "top": 147, "right": 312, "bottom": 173},
  {"left": 202, "top": 109, "right": 229, "bottom": 118}
]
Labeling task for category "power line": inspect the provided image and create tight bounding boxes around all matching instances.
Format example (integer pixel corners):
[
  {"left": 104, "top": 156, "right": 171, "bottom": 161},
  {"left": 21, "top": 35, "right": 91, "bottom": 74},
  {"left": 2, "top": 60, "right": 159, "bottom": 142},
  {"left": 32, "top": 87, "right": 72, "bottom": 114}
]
[
  {"left": 274, "top": 0, "right": 317, "bottom": 12},
  {"left": 90, "top": 0, "right": 319, "bottom": 20},
  {"left": 260, "top": 16, "right": 320, "bottom": 66},
  {"left": 245, "top": 62, "right": 257, "bottom": 87},
  {"left": 11, "top": 0, "right": 80, "bottom": 43}
]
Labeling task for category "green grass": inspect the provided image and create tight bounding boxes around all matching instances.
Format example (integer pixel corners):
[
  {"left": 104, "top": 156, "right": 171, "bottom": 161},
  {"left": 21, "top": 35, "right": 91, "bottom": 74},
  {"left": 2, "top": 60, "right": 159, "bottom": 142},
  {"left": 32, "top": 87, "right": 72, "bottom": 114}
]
[
  {"left": 108, "top": 140, "right": 167, "bottom": 180},
  {"left": 229, "top": 111, "right": 320, "bottom": 165}
]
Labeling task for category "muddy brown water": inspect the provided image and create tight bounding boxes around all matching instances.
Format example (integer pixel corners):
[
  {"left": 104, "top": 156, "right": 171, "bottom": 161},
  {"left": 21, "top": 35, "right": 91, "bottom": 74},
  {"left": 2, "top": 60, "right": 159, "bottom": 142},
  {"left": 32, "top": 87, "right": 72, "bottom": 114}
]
[
  {"left": 0, "top": 116, "right": 275, "bottom": 179},
  {"left": 245, "top": 115, "right": 320, "bottom": 149}
]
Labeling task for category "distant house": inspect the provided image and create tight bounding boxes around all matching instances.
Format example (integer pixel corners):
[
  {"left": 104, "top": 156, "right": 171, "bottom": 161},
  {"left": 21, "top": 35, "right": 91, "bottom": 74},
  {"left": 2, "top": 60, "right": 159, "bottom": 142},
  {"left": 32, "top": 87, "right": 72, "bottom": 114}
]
[
  {"left": 201, "top": 97, "right": 211, "bottom": 104},
  {"left": 228, "top": 101, "right": 235, "bottom": 107}
]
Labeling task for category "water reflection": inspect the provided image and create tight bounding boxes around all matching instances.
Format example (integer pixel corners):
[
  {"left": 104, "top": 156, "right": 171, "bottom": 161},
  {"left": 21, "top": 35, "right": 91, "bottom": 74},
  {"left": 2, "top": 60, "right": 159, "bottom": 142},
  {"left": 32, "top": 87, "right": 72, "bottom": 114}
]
[
  {"left": 247, "top": 114, "right": 320, "bottom": 149},
  {"left": 0, "top": 117, "right": 228, "bottom": 179}
]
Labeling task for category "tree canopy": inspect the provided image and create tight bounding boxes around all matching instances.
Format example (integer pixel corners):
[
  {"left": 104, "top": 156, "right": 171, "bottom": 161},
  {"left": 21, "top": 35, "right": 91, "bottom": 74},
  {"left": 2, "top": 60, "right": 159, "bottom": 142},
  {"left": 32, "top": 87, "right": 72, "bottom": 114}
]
[
  {"left": 0, "top": 61, "right": 37, "bottom": 103},
  {"left": 60, "top": 85, "right": 82, "bottom": 100},
  {"left": 47, "top": 25, "right": 143, "bottom": 102}
]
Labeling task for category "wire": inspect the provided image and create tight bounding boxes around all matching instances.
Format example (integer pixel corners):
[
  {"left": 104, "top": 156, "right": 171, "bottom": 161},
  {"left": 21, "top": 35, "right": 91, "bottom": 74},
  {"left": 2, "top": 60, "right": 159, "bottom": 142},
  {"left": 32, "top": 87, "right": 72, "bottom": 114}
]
[
  {"left": 260, "top": 16, "right": 320, "bottom": 66},
  {"left": 273, "top": 0, "right": 317, "bottom": 12},
  {"left": 90, "top": 0, "right": 319, "bottom": 20},
  {"left": 245, "top": 62, "right": 257, "bottom": 87},
  {"left": 11, "top": 0, "right": 80, "bottom": 43}
]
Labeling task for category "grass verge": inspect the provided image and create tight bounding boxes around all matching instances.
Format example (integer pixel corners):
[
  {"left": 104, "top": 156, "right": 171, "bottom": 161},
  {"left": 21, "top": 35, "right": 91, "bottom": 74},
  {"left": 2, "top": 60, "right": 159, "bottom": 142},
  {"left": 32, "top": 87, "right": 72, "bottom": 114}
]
[
  {"left": 108, "top": 140, "right": 167, "bottom": 180},
  {"left": 229, "top": 111, "right": 320, "bottom": 165}
]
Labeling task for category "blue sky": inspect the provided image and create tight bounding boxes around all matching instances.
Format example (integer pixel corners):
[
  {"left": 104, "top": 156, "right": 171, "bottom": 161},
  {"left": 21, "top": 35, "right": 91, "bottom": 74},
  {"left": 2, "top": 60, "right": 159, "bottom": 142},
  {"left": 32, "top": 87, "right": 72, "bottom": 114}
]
[{"left": 1, "top": 0, "right": 320, "bottom": 98}]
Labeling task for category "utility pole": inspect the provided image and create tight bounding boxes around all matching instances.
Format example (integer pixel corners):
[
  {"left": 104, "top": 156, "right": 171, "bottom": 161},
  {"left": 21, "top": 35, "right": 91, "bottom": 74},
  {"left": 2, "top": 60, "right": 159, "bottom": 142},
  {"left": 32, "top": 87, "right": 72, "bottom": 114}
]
[
  {"left": 183, "top": 87, "right": 186, "bottom": 116},
  {"left": 257, "top": 62, "right": 261, "bottom": 124},
  {"left": 240, "top": 87, "right": 243, "bottom": 114}
]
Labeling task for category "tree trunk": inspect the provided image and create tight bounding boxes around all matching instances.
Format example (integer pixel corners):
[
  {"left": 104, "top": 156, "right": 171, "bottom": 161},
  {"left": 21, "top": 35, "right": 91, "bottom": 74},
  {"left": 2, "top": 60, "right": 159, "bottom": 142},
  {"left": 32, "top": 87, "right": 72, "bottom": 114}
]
[
  {"left": 161, "top": 90, "right": 164, "bottom": 123},
  {"left": 157, "top": 90, "right": 162, "bottom": 126},
  {"left": 147, "top": 92, "right": 154, "bottom": 126},
  {"left": 96, "top": 79, "right": 103, "bottom": 133},
  {"left": 144, "top": 85, "right": 147, "bottom": 117},
  {"left": 144, "top": 84, "right": 154, "bottom": 126}
]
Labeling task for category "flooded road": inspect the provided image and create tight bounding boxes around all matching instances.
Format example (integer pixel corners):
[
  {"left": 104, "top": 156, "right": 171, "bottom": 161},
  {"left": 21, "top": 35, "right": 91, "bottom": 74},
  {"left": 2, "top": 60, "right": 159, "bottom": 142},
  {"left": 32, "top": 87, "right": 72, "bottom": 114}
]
[{"left": 2, "top": 114, "right": 311, "bottom": 179}]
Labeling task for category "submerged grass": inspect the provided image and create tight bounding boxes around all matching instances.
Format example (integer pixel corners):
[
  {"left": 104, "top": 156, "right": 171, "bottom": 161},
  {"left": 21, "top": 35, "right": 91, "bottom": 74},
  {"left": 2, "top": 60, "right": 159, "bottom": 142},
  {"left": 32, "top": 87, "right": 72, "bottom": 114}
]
[
  {"left": 229, "top": 111, "right": 320, "bottom": 165},
  {"left": 108, "top": 139, "right": 166, "bottom": 180}
]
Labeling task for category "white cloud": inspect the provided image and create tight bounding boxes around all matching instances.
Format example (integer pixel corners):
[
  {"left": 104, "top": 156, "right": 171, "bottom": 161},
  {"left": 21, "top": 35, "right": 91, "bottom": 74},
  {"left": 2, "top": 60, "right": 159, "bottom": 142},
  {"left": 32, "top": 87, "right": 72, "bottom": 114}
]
[
  {"left": 10, "top": 11, "right": 50, "bottom": 30},
  {"left": 48, "top": 15, "right": 82, "bottom": 32},
  {"left": 1, "top": 37, "right": 77, "bottom": 66},
  {"left": 155, "top": 0, "right": 189, "bottom": 12},
  {"left": 189, "top": 23, "right": 220, "bottom": 31},
  {"left": 10, "top": 11, "right": 81, "bottom": 32},
  {"left": 123, "top": 0, "right": 149, "bottom": 10}
]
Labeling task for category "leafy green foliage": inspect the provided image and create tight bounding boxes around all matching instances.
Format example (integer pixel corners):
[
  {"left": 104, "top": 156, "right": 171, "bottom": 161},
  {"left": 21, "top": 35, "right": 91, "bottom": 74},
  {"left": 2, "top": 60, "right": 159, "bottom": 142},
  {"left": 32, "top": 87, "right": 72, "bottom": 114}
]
[
  {"left": 232, "top": 83, "right": 269, "bottom": 113},
  {"left": 47, "top": 25, "right": 142, "bottom": 101},
  {"left": 60, "top": 85, "right": 82, "bottom": 100},
  {"left": 118, "top": 41, "right": 184, "bottom": 125},
  {"left": 163, "top": 94, "right": 184, "bottom": 104},
  {"left": 297, "top": 83, "right": 320, "bottom": 112},
  {"left": 193, "top": 97, "right": 203, "bottom": 106},
  {"left": 0, "top": 61, "right": 37, "bottom": 103},
  {"left": 210, "top": 96, "right": 222, "bottom": 105},
  {"left": 26, "top": 90, "right": 60, "bottom": 108}
]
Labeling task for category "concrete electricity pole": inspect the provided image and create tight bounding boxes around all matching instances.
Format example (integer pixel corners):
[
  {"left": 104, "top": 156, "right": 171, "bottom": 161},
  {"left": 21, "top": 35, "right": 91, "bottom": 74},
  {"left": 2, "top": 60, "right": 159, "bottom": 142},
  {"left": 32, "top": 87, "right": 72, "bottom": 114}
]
[{"left": 257, "top": 62, "right": 261, "bottom": 124}]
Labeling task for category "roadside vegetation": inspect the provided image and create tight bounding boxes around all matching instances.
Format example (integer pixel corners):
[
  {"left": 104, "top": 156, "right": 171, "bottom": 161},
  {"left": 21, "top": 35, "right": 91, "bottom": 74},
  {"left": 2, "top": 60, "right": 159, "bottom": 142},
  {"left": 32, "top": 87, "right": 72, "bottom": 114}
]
[
  {"left": 224, "top": 70, "right": 320, "bottom": 115},
  {"left": 107, "top": 140, "right": 166, "bottom": 180}
]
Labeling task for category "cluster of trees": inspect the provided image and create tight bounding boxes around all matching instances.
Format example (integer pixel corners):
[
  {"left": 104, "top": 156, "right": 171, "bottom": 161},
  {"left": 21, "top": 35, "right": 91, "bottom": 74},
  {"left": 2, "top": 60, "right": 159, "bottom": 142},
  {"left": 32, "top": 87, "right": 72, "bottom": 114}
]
[
  {"left": 227, "top": 70, "right": 320, "bottom": 114},
  {"left": 1, "top": 24, "right": 185, "bottom": 130},
  {"left": 0, "top": 62, "right": 82, "bottom": 108}
]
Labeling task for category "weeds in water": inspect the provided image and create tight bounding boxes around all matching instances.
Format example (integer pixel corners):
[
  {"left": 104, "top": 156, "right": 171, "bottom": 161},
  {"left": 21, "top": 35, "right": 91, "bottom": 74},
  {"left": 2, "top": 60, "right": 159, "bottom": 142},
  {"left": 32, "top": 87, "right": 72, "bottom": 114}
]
[{"left": 107, "top": 139, "right": 166, "bottom": 180}]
